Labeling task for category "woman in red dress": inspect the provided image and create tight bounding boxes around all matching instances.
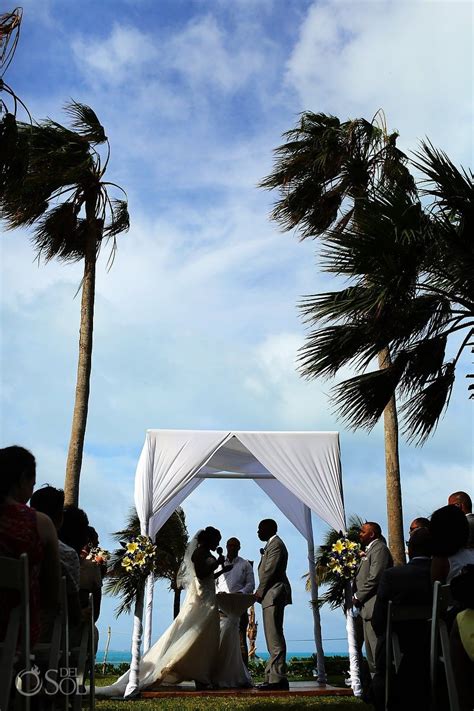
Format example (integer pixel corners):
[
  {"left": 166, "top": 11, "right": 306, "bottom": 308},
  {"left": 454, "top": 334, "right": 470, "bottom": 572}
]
[{"left": 0, "top": 445, "right": 60, "bottom": 645}]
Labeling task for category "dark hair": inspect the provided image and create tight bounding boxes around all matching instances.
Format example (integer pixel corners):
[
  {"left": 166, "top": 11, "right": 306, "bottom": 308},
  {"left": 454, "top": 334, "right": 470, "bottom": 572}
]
[
  {"left": 259, "top": 519, "right": 278, "bottom": 535},
  {"left": 30, "top": 485, "right": 64, "bottom": 522},
  {"left": 197, "top": 526, "right": 221, "bottom": 546},
  {"left": 430, "top": 505, "right": 469, "bottom": 557},
  {"left": 59, "top": 505, "right": 90, "bottom": 554},
  {"left": 365, "top": 522, "right": 382, "bottom": 538},
  {"left": 87, "top": 526, "right": 99, "bottom": 548},
  {"left": 408, "top": 527, "right": 432, "bottom": 558},
  {"left": 410, "top": 517, "right": 430, "bottom": 531},
  {"left": 0, "top": 446, "right": 36, "bottom": 503}
]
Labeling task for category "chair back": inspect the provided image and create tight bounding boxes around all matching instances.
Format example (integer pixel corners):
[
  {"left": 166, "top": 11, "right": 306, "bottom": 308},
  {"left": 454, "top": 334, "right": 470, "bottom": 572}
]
[
  {"left": 0, "top": 553, "right": 30, "bottom": 711},
  {"left": 385, "top": 601, "right": 432, "bottom": 711},
  {"left": 430, "top": 580, "right": 460, "bottom": 711}
]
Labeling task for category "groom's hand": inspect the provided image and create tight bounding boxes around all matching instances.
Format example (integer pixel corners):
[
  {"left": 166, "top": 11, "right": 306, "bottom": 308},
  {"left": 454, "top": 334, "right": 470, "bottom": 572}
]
[
  {"left": 222, "top": 564, "right": 233, "bottom": 573},
  {"left": 254, "top": 592, "right": 263, "bottom": 603}
]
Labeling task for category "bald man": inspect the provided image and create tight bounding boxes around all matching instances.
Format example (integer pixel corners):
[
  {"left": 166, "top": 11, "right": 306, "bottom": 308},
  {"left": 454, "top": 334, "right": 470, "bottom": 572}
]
[
  {"left": 215, "top": 537, "right": 255, "bottom": 665},
  {"left": 353, "top": 522, "right": 393, "bottom": 675}
]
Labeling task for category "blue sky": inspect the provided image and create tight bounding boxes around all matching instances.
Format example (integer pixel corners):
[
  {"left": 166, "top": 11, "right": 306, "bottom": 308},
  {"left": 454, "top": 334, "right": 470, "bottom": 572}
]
[{"left": 1, "top": 0, "right": 472, "bottom": 656}]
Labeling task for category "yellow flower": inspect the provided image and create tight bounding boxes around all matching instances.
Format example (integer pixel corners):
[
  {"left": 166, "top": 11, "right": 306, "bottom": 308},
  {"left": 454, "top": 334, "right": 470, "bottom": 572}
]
[
  {"left": 127, "top": 542, "right": 138, "bottom": 553},
  {"left": 346, "top": 540, "right": 358, "bottom": 550},
  {"left": 333, "top": 540, "right": 344, "bottom": 553},
  {"left": 134, "top": 551, "right": 145, "bottom": 564},
  {"left": 122, "top": 556, "right": 132, "bottom": 570}
]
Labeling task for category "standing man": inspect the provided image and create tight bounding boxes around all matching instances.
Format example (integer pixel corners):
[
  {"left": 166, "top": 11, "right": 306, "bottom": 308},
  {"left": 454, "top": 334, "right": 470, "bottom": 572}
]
[
  {"left": 448, "top": 491, "right": 474, "bottom": 547},
  {"left": 254, "top": 519, "right": 292, "bottom": 691},
  {"left": 216, "top": 537, "right": 255, "bottom": 665},
  {"left": 352, "top": 522, "right": 393, "bottom": 675}
]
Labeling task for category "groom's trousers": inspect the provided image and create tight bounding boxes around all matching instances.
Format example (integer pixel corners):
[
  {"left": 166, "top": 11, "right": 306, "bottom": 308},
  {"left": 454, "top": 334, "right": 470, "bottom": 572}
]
[{"left": 262, "top": 603, "right": 287, "bottom": 683}]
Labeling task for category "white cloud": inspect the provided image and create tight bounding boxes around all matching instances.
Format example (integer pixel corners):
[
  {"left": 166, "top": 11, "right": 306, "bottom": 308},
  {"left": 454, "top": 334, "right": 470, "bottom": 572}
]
[
  {"left": 286, "top": 0, "right": 473, "bottom": 163},
  {"left": 72, "top": 24, "right": 158, "bottom": 84}
]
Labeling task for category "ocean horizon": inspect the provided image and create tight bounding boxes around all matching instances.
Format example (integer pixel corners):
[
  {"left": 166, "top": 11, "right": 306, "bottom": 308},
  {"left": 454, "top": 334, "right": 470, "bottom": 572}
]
[{"left": 97, "top": 650, "right": 349, "bottom": 664}]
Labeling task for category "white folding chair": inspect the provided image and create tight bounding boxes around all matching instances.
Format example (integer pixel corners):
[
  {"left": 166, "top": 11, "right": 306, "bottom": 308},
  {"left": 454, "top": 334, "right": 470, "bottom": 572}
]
[
  {"left": 385, "top": 601, "right": 432, "bottom": 711},
  {"left": 430, "top": 581, "right": 460, "bottom": 711},
  {"left": 0, "top": 553, "right": 30, "bottom": 711}
]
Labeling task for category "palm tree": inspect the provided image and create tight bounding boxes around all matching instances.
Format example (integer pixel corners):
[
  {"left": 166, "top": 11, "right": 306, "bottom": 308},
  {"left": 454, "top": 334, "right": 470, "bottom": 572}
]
[
  {"left": 105, "top": 507, "right": 189, "bottom": 618},
  {"left": 0, "top": 102, "right": 129, "bottom": 505},
  {"left": 304, "top": 515, "right": 364, "bottom": 610},
  {"left": 261, "top": 112, "right": 415, "bottom": 564},
  {"left": 301, "top": 142, "right": 473, "bottom": 445}
]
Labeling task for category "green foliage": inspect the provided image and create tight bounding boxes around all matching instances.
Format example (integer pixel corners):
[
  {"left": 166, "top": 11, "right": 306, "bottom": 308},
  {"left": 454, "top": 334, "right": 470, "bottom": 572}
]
[
  {"left": 0, "top": 102, "right": 130, "bottom": 264},
  {"left": 104, "top": 507, "right": 188, "bottom": 616},
  {"left": 262, "top": 112, "right": 473, "bottom": 444},
  {"left": 304, "top": 516, "right": 363, "bottom": 610}
]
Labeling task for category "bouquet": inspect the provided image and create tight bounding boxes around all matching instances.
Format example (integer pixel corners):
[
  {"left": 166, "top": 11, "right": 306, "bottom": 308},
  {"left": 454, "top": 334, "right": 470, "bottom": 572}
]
[
  {"left": 86, "top": 546, "right": 110, "bottom": 565},
  {"left": 120, "top": 534, "right": 157, "bottom": 578},
  {"left": 325, "top": 537, "right": 361, "bottom": 580}
]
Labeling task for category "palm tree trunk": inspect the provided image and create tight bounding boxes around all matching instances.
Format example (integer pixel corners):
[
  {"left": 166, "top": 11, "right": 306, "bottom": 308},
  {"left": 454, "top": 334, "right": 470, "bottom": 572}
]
[
  {"left": 64, "top": 199, "right": 99, "bottom": 506},
  {"left": 378, "top": 347, "right": 405, "bottom": 565}
]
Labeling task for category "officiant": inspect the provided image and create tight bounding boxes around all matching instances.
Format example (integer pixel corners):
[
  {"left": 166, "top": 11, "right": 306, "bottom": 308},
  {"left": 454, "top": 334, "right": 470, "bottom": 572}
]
[{"left": 216, "top": 537, "right": 255, "bottom": 665}]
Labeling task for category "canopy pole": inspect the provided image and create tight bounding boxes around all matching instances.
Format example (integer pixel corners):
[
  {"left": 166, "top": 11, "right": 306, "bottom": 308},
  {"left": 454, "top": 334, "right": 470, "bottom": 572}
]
[
  {"left": 304, "top": 506, "right": 327, "bottom": 684},
  {"left": 143, "top": 573, "right": 154, "bottom": 653},
  {"left": 124, "top": 585, "right": 144, "bottom": 698}
]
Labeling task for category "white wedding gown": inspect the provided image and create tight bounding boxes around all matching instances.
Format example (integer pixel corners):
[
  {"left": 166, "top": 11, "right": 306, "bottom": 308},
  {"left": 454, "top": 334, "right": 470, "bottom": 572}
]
[{"left": 96, "top": 535, "right": 253, "bottom": 697}]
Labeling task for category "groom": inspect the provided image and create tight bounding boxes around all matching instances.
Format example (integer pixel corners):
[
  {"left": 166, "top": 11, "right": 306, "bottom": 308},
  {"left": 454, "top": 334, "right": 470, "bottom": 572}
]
[{"left": 254, "top": 519, "right": 292, "bottom": 691}]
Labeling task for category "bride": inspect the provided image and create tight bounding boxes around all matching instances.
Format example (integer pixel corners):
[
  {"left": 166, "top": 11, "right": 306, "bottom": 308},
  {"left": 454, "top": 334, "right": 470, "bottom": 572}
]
[{"left": 96, "top": 526, "right": 253, "bottom": 696}]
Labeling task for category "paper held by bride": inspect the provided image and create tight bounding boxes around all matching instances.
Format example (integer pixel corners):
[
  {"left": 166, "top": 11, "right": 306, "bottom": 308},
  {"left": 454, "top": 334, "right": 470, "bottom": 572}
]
[{"left": 124, "top": 429, "right": 356, "bottom": 697}]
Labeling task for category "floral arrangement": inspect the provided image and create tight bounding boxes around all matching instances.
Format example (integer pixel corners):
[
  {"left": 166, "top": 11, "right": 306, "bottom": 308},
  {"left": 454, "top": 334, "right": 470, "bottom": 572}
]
[
  {"left": 86, "top": 547, "right": 110, "bottom": 565},
  {"left": 325, "top": 537, "right": 361, "bottom": 580},
  {"left": 120, "top": 535, "right": 157, "bottom": 577}
]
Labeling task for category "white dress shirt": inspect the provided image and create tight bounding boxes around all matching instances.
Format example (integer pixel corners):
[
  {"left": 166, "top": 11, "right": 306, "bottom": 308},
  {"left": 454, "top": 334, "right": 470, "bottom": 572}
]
[{"left": 216, "top": 555, "right": 255, "bottom": 594}]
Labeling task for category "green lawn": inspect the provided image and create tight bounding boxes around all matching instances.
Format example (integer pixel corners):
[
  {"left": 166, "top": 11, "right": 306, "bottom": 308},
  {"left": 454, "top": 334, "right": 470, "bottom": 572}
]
[{"left": 96, "top": 698, "right": 363, "bottom": 711}]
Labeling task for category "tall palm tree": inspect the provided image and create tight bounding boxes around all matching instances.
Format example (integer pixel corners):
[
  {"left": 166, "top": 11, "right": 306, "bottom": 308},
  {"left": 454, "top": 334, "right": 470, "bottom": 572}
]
[
  {"left": 0, "top": 102, "right": 129, "bottom": 505},
  {"left": 105, "top": 508, "right": 189, "bottom": 619},
  {"left": 261, "top": 112, "right": 415, "bottom": 564},
  {"left": 302, "top": 143, "right": 473, "bottom": 444}
]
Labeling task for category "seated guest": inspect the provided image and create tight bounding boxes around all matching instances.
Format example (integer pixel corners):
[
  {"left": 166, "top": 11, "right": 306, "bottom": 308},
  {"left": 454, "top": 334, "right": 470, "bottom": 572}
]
[
  {"left": 450, "top": 566, "right": 474, "bottom": 710},
  {"left": 448, "top": 491, "right": 474, "bottom": 547},
  {"left": 408, "top": 517, "right": 430, "bottom": 535},
  {"left": 430, "top": 505, "right": 474, "bottom": 583},
  {"left": 80, "top": 526, "right": 103, "bottom": 623},
  {"left": 0, "top": 446, "right": 60, "bottom": 645},
  {"left": 372, "top": 528, "right": 433, "bottom": 711},
  {"left": 30, "top": 485, "right": 82, "bottom": 628},
  {"left": 59, "top": 506, "right": 92, "bottom": 646}
]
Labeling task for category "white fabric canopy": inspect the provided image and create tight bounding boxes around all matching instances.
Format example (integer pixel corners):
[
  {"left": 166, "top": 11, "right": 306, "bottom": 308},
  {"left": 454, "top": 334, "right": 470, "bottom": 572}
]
[
  {"left": 125, "top": 429, "right": 347, "bottom": 697},
  {"left": 136, "top": 430, "right": 345, "bottom": 539}
]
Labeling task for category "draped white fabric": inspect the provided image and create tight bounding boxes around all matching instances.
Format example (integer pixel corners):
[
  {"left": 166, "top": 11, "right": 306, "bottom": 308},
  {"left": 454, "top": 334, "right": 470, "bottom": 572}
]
[
  {"left": 236, "top": 431, "right": 345, "bottom": 533},
  {"left": 255, "top": 478, "right": 310, "bottom": 540},
  {"left": 135, "top": 429, "right": 232, "bottom": 534},
  {"left": 130, "top": 428, "right": 347, "bottom": 696}
]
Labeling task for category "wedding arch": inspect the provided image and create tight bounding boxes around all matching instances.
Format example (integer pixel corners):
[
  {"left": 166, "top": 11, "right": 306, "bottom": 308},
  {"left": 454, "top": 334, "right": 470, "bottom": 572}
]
[{"left": 125, "top": 429, "right": 347, "bottom": 697}]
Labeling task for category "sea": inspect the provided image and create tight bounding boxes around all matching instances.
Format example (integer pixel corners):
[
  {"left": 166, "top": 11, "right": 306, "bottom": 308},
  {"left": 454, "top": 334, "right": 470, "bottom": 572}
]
[{"left": 98, "top": 650, "right": 348, "bottom": 664}]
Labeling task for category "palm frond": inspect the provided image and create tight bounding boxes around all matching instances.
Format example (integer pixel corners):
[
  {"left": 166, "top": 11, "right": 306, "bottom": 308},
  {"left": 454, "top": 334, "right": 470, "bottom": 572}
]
[
  {"left": 400, "top": 362, "right": 456, "bottom": 445},
  {"left": 103, "top": 199, "right": 130, "bottom": 238},
  {"left": 64, "top": 101, "right": 107, "bottom": 144},
  {"left": 331, "top": 353, "right": 409, "bottom": 431},
  {"left": 298, "top": 324, "right": 381, "bottom": 380}
]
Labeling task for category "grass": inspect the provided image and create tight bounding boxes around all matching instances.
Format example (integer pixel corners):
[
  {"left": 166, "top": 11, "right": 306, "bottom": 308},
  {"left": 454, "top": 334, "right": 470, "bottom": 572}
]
[
  {"left": 96, "top": 699, "right": 363, "bottom": 711},
  {"left": 94, "top": 675, "right": 363, "bottom": 711}
]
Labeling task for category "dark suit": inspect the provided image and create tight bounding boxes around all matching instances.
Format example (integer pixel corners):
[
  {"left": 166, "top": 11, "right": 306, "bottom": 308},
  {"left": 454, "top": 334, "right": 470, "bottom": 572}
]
[
  {"left": 354, "top": 538, "right": 393, "bottom": 672},
  {"left": 257, "top": 535, "right": 292, "bottom": 684},
  {"left": 372, "top": 558, "right": 432, "bottom": 711}
]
